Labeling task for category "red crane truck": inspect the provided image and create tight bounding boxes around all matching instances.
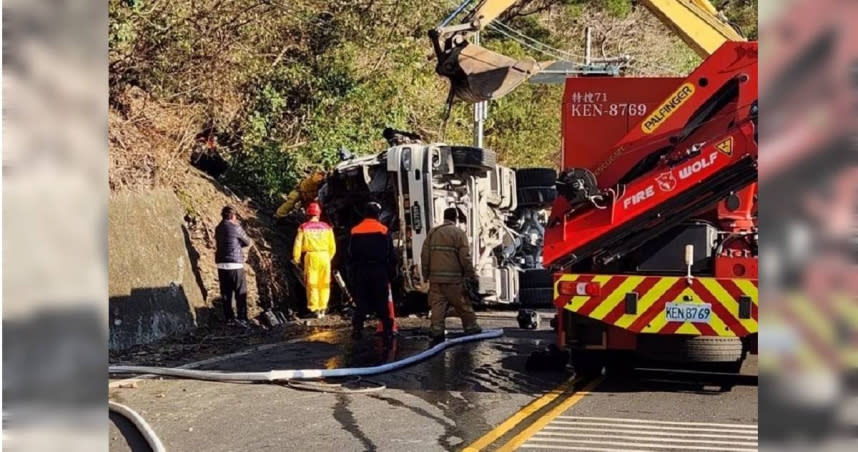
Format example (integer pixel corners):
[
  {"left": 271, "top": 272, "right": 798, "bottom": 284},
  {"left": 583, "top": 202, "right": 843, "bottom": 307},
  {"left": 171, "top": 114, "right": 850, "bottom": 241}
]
[{"left": 545, "top": 41, "right": 758, "bottom": 374}]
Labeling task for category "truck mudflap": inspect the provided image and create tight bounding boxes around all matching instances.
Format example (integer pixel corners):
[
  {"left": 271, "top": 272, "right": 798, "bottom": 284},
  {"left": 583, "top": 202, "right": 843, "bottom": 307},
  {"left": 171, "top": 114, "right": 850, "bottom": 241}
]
[{"left": 554, "top": 273, "right": 757, "bottom": 337}]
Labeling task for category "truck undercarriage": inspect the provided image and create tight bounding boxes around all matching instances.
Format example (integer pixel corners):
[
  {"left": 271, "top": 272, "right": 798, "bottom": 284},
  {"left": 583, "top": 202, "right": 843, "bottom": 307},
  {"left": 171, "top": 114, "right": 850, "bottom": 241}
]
[{"left": 319, "top": 136, "right": 556, "bottom": 310}]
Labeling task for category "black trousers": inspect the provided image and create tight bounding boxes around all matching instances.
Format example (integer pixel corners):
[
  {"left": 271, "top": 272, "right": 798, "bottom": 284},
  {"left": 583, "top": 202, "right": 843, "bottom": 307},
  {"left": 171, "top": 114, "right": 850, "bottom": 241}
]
[
  {"left": 218, "top": 268, "right": 248, "bottom": 321},
  {"left": 351, "top": 265, "right": 393, "bottom": 333}
]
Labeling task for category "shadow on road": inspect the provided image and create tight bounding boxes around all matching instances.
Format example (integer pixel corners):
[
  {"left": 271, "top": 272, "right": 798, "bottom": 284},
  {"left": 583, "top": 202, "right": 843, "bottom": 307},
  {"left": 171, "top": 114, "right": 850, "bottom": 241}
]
[
  {"left": 109, "top": 411, "right": 150, "bottom": 452},
  {"left": 333, "top": 394, "right": 377, "bottom": 451},
  {"left": 589, "top": 367, "right": 758, "bottom": 396}
]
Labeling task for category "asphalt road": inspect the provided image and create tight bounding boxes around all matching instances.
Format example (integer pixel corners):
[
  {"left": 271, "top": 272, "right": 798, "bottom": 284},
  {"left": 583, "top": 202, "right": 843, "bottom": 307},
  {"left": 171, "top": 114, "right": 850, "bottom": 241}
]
[{"left": 109, "top": 313, "right": 759, "bottom": 451}]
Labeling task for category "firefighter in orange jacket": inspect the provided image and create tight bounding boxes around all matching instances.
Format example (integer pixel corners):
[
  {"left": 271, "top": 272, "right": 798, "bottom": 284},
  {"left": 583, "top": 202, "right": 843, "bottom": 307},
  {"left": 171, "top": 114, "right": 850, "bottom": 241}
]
[
  {"left": 348, "top": 202, "right": 396, "bottom": 339},
  {"left": 292, "top": 202, "right": 336, "bottom": 317}
]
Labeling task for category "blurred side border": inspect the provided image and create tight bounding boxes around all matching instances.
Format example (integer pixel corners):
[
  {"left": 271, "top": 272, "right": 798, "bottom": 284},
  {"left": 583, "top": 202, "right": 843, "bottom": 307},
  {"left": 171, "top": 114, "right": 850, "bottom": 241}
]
[
  {"left": 3, "top": 0, "right": 108, "bottom": 450},
  {"left": 759, "top": 0, "right": 858, "bottom": 447}
]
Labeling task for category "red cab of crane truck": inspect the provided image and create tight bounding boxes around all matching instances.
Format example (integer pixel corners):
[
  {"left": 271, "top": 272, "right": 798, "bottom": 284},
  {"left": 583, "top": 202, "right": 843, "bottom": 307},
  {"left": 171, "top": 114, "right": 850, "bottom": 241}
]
[{"left": 545, "top": 41, "right": 758, "bottom": 375}]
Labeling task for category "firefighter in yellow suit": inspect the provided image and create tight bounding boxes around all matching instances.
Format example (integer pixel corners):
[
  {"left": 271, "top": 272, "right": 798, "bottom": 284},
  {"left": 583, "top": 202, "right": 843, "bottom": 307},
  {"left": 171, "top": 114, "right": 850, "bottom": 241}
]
[{"left": 292, "top": 202, "right": 336, "bottom": 317}]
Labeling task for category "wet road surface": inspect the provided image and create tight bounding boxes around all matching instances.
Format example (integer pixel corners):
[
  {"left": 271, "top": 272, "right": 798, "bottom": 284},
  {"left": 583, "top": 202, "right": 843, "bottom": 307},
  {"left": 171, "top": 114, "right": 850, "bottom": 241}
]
[{"left": 109, "top": 313, "right": 758, "bottom": 451}]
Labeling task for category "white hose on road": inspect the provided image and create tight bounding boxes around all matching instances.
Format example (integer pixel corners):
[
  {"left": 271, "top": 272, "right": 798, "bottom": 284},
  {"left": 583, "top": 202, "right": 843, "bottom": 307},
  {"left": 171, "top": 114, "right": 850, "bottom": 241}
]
[
  {"left": 109, "top": 329, "right": 503, "bottom": 382},
  {"left": 109, "top": 400, "right": 167, "bottom": 452}
]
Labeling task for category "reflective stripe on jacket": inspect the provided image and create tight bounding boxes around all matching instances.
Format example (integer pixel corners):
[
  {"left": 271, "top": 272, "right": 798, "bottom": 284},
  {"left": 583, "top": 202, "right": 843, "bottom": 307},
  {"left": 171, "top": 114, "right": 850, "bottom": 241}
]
[{"left": 420, "top": 221, "right": 476, "bottom": 283}]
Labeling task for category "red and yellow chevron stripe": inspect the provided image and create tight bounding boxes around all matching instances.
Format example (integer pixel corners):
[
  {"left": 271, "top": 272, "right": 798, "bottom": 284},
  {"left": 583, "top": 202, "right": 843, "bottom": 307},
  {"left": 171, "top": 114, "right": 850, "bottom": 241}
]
[{"left": 554, "top": 274, "right": 758, "bottom": 337}]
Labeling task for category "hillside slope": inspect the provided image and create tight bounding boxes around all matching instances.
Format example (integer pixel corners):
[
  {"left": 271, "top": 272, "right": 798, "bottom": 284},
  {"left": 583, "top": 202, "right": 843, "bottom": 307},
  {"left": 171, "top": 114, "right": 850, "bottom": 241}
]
[
  {"left": 110, "top": 87, "right": 298, "bottom": 338},
  {"left": 110, "top": 0, "right": 757, "bottom": 204}
]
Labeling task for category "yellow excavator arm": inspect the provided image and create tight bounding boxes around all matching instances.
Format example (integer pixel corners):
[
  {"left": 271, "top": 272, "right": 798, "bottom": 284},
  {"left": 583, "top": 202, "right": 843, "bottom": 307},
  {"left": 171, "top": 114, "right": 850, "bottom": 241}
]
[
  {"left": 462, "top": 0, "right": 518, "bottom": 30},
  {"left": 641, "top": 0, "right": 745, "bottom": 59},
  {"left": 432, "top": 0, "right": 745, "bottom": 104}
]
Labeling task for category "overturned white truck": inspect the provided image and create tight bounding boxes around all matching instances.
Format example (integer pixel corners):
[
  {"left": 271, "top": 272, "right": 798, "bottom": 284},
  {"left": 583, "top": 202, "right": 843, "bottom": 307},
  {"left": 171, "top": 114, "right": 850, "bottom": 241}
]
[{"left": 319, "top": 137, "right": 556, "bottom": 309}]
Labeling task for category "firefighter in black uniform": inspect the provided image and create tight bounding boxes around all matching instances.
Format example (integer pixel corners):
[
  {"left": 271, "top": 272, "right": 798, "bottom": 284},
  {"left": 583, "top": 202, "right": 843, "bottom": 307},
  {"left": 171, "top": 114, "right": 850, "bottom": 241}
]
[{"left": 348, "top": 202, "right": 396, "bottom": 339}]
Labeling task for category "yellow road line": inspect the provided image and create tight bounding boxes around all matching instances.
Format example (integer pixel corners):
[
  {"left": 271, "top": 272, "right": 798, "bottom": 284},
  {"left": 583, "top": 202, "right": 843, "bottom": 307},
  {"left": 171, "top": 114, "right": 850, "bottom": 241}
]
[
  {"left": 461, "top": 376, "right": 582, "bottom": 452},
  {"left": 495, "top": 377, "right": 605, "bottom": 452}
]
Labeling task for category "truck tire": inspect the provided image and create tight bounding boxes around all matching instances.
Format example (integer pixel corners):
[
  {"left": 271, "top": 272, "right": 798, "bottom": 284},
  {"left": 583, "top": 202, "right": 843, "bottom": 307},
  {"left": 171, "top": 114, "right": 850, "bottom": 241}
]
[
  {"left": 518, "top": 287, "right": 554, "bottom": 308},
  {"left": 451, "top": 146, "right": 496, "bottom": 171},
  {"left": 517, "top": 187, "right": 557, "bottom": 207},
  {"left": 639, "top": 335, "right": 744, "bottom": 363},
  {"left": 683, "top": 336, "right": 745, "bottom": 363},
  {"left": 516, "top": 168, "right": 557, "bottom": 208},
  {"left": 516, "top": 168, "right": 556, "bottom": 188},
  {"left": 520, "top": 269, "right": 553, "bottom": 288}
]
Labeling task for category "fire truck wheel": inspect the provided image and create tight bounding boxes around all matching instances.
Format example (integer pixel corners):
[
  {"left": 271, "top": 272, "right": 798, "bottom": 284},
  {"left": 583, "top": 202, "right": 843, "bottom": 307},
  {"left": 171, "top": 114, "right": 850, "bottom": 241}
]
[
  {"left": 451, "top": 146, "right": 496, "bottom": 172},
  {"left": 683, "top": 336, "right": 745, "bottom": 363}
]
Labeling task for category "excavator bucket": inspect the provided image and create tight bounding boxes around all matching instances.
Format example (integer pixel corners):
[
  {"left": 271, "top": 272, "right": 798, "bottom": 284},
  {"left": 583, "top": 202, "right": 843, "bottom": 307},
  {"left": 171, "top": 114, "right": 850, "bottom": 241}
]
[{"left": 436, "top": 42, "right": 546, "bottom": 104}]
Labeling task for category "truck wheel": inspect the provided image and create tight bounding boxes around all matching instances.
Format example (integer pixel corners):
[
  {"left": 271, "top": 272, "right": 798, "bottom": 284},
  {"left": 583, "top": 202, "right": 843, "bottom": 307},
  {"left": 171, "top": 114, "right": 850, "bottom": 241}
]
[
  {"left": 520, "top": 269, "right": 553, "bottom": 288},
  {"left": 638, "top": 335, "right": 745, "bottom": 365},
  {"left": 516, "top": 168, "right": 557, "bottom": 208},
  {"left": 518, "top": 287, "right": 554, "bottom": 308},
  {"left": 451, "top": 146, "right": 496, "bottom": 171},
  {"left": 519, "top": 269, "right": 554, "bottom": 308},
  {"left": 683, "top": 336, "right": 745, "bottom": 363},
  {"left": 517, "top": 187, "right": 557, "bottom": 208},
  {"left": 516, "top": 168, "right": 557, "bottom": 188}
]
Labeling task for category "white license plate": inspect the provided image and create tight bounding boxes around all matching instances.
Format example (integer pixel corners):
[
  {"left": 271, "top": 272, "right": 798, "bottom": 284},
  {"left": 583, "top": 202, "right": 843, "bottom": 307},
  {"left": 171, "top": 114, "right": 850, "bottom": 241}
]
[{"left": 665, "top": 302, "right": 712, "bottom": 323}]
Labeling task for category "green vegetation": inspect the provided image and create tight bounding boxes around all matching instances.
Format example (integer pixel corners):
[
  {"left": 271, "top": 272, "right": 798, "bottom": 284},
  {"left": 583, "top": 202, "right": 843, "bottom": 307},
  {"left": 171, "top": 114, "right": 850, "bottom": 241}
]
[
  {"left": 109, "top": 0, "right": 757, "bottom": 207},
  {"left": 714, "top": 0, "right": 759, "bottom": 39}
]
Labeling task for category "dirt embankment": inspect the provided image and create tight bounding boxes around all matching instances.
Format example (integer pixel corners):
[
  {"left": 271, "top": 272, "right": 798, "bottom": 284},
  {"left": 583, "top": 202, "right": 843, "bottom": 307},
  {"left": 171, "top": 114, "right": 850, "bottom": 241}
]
[{"left": 109, "top": 87, "right": 302, "bottom": 349}]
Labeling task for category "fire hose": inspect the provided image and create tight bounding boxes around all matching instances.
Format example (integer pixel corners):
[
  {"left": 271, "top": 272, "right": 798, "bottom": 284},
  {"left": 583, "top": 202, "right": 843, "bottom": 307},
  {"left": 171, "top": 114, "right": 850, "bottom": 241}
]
[
  {"left": 109, "top": 329, "right": 502, "bottom": 382},
  {"left": 109, "top": 401, "right": 167, "bottom": 452}
]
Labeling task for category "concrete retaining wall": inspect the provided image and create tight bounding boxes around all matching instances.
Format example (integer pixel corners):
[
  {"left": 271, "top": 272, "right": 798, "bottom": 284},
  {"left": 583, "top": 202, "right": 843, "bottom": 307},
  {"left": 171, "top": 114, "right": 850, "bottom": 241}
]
[{"left": 109, "top": 189, "right": 207, "bottom": 350}]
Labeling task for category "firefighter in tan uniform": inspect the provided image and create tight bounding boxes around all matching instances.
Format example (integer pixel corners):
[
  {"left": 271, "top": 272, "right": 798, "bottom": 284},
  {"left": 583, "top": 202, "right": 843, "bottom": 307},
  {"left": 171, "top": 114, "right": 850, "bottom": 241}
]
[{"left": 421, "top": 207, "right": 482, "bottom": 344}]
